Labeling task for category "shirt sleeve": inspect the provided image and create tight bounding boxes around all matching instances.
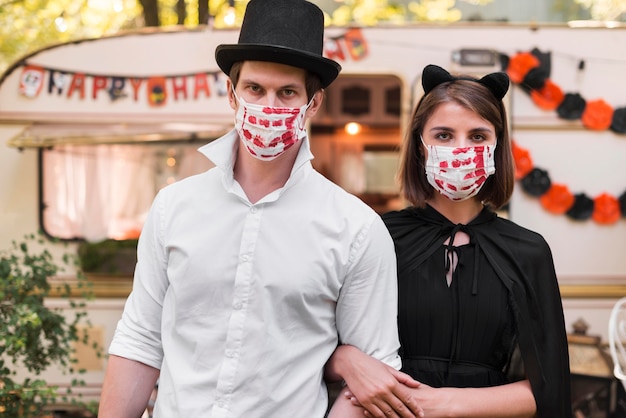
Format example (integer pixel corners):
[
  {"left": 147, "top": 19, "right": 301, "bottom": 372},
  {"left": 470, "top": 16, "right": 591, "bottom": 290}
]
[
  {"left": 108, "top": 190, "right": 169, "bottom": 370},
  {"left": 335, "top": 214, "right": 402, "bottom": 370}
]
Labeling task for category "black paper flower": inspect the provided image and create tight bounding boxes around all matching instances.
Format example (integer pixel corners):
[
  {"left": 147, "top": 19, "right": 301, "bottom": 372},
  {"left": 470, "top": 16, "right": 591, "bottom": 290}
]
[
  {"left": 530, "top": 48, "right": 552, "bottom": 75},
  {"left": 521, "top": 67, "right": 549, "bottom": 92},
  {"left": 557, "top": 93, "right": 586, "bottom": 120},
  {"left": 565, "top": 193, "right": 595, "bottom": 221},
  {"left": 619, "top": 191, "right": 626, "bottom": 218},
  {"left": 521, "top": 168, "right": 551, "bottom": 196},
  {"left": 611, "top": 107, "right": 626, "bottom": 134}
]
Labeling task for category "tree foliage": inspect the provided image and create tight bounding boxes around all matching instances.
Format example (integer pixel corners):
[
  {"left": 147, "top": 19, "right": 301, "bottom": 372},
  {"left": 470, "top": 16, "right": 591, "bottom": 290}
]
[
  {"left": 0, "top": 233, "right": 99, "bottom": 417},
  {"left": 0, "top": 0, "right": 242, "bottom": 74},
  {"left": 0, "top": 0, "right": 142, "bottom": 73},
  {"left": 573, "top": 0, "right": 626, "bottom": 20}
]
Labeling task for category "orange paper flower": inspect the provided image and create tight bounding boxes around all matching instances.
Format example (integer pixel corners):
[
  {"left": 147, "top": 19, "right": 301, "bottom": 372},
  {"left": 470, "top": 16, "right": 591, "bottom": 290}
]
[
  {"left": 581, "top": 99, "right": 614, "bottom": 130},
  {"left": 506, "top": 52, "right": 540, "bottom": 84},
  {"left": 540, "top": 184, "right": 574, "bottom": 214},
  {"left": 592, "top": 193, "right": 621, "bottom": 225},
  {"left": 530, "top": 79, "right": 565, "bottom": 111},
  {"left": 511, "top": 141, "right": 534, "bottom": 179}
]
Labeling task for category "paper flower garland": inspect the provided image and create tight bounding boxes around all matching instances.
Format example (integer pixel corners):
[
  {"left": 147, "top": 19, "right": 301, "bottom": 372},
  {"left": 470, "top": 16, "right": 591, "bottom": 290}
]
[
  {"left": 512, "top": 141, "right": 626, "bottom": 225},
  {"left": 505, "top": 48, "right": 626, "bottom": 135},
  {"left": 506, "top": 49, "right": 625, "bottom": 224}
]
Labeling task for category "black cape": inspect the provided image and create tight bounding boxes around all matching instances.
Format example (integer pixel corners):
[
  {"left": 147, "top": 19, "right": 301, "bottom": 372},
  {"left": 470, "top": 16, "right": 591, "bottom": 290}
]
[{"left": 383, "top": 205, "right": 572, "bottom": 418}]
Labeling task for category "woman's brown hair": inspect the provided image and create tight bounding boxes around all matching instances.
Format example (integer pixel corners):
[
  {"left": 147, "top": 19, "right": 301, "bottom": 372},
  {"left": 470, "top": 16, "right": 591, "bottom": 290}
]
[{"left": 398, "top": 78, "right": 515, "bottom": 210}]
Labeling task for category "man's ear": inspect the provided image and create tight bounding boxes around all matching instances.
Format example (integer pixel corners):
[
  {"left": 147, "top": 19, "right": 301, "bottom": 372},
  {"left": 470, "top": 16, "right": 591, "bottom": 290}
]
[
  {"left": 305, "top": 89, "right": 324, "bottom": 119},
  {"left": 227, "top": 79, "right": 237, "bottom": 111}
]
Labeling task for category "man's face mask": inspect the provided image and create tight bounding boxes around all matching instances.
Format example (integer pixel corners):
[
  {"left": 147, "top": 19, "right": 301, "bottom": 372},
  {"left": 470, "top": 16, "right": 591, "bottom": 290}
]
[
  {"left": 233, "top": 89, "right": 312, "bottom": 161},
  {"left": 422, "top": 138, "right": 497, "bottom": 201}
]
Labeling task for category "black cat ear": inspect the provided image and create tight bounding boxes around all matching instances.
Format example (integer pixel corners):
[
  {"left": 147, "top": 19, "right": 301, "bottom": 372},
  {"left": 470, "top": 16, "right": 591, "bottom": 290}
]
[
  {"left": 478, "top": 72, "right": 510, "bottom": 101},
  {"left": 422, "top": 64, "right": 455, "bottom": 95},
  {"left": 422, "top": 65, "right": 510, "bottom": 101}
]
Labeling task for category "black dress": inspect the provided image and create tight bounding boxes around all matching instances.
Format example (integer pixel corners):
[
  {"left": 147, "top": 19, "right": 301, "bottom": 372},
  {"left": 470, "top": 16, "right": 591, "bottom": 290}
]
[
  {"left": 382, "top": 205, "right": 572, "bottom": 418},
  {"left": 397, "top": 233, "right": 516, "bottom": 388}
]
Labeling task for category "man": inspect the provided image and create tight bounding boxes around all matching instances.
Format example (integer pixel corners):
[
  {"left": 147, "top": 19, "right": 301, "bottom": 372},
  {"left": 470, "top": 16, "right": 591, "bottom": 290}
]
[{"left": 98, "top": 1, "right": 416, "bottom": 416}]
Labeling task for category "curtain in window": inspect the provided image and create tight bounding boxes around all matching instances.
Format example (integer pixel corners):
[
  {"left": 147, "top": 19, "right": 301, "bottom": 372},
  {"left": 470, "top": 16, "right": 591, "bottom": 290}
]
[
  {"left": 42, "top": 144, "right": 157, "bottom": 242},
  {"left": 42, "top": 143, "right": 214, "bottom": 242}
]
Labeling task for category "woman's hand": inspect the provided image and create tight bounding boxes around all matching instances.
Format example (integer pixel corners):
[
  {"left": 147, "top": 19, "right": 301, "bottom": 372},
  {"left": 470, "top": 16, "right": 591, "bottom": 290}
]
[
  {"left": 348, "top": 383, "right": 447, "bottom": 418},
  {"left": 333, "top": 345, "right": 423, "bottom": 418},
  {"left": 349, "top": 380, "right": 536, "bottom": 418}
]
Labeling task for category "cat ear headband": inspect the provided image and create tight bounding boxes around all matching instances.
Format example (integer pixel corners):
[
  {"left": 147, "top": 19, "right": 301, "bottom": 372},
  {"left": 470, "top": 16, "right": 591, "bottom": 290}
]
[{"left": 421, "top": 64, "right": 510, "bottom": 101}]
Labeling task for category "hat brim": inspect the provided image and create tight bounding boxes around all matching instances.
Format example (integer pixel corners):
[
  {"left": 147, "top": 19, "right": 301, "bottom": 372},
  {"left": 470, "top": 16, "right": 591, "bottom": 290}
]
[{"left": 215, "top": 44, "right": 341, "bottom": 88}]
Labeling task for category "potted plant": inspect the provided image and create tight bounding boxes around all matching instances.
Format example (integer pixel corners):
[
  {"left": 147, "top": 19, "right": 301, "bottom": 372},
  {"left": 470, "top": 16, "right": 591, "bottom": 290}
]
[
  {"left": 0, "top": 233, "right": 99, "bottom": 417},
  {"left": 77, "top": 239, "right": 138, "bottom": 277}
]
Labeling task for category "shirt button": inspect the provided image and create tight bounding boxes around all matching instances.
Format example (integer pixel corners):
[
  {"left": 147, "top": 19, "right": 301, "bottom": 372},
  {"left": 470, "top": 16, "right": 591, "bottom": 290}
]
[
  {"left": 250, "top": 206, "right": 257, "bottom": 214},
  {"left": 241, "top": 254, "right": 249, "bottom": 262},
  {"left": 233, "top": 301, "right": 242, "bottom": 310}
]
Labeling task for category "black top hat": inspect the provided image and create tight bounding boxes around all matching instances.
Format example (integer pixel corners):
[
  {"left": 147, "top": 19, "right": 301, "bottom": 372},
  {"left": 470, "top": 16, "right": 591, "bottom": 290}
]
[{"left": 215, "top": 0, "right": 341, "bottom": 88}]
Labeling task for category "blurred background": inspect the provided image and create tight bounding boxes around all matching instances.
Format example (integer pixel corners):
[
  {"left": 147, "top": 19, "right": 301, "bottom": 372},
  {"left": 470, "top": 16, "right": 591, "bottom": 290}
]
[{"left": 1, "top": 0, "right": 624, "bottom": 74}]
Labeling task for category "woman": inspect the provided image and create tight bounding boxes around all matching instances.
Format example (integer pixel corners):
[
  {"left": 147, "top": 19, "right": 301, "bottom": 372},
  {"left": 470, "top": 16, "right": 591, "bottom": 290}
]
[{"left": 327, "top": 64, "right": 571, "bottom": 418}]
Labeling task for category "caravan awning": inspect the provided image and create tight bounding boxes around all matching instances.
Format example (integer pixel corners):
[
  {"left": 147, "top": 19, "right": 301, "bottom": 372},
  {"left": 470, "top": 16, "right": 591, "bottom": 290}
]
[{"left": 6, "top": 121, "right": 232, "bottom": 148}]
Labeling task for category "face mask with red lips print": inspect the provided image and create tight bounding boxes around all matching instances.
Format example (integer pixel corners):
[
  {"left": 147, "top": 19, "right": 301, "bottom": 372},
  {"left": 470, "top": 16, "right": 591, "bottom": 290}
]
[
  {"left": 422, "top": 139, "right": 497, "bottom": 201},
  {"left": 233, "top": 92, "right": 312, "bottom": 161}
]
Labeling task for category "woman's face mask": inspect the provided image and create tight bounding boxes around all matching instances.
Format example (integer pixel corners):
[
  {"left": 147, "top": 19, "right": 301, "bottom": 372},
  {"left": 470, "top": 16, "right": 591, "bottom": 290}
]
[
  {"left": 233, "top": 90, "right": 312, "bottom": 161},
  {"left": 422, "top": 137, "right": 497, "bottom": 201}
]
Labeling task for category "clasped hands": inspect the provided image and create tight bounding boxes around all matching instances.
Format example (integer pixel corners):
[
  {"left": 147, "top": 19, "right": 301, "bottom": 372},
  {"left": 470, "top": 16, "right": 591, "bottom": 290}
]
[{"left": 328, "top": 344, "right": 428, "bottom": 418}]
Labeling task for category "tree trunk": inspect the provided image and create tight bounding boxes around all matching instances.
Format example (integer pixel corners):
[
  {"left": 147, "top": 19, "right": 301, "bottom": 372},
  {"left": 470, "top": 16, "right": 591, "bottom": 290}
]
[
  {"left": 198, "top": 0, "right": 209, "bottom": 26},
  {"left": 176, "top": 0, "right": 186, "bottom": 25},
  {"left": 139, "top": 0, "right": 160, "bottom": 26}
]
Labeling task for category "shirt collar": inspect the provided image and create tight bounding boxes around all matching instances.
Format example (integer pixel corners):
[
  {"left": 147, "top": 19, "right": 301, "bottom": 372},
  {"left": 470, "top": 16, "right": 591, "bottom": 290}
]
[
  {"left": 198, "top": 129, "right": 239, "bottom": 173},
  {"left": 197, "top": 129, "right": 315, "bottom": 199}
]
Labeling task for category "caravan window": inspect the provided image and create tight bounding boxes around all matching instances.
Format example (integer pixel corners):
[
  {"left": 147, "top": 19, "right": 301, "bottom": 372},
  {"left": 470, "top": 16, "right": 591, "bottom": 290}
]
[{"left": 40, "top": 142, "right": 214, "bottom": 242}]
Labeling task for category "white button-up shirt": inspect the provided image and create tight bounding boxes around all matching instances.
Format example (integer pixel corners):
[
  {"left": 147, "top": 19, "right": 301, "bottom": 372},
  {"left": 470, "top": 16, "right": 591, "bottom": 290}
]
[{"left": 109, "top": 130, "right": 401, "bottom": 417}]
